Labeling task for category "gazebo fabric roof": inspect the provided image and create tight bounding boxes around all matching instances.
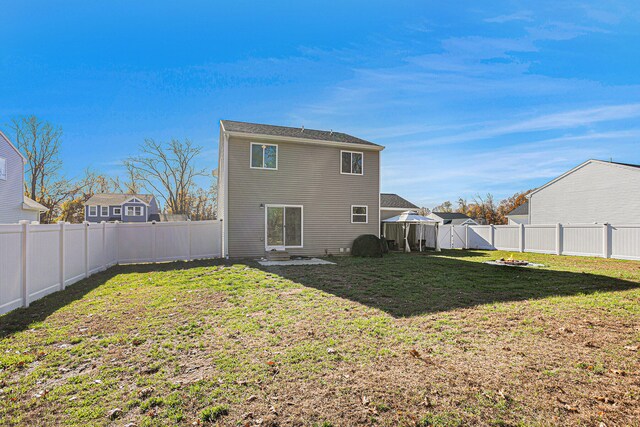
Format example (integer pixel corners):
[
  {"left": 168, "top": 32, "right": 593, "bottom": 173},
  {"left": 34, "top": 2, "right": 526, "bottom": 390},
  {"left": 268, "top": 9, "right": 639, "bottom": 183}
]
[{"left": 381, "top": 210, "right": 436, "bottom": 223}]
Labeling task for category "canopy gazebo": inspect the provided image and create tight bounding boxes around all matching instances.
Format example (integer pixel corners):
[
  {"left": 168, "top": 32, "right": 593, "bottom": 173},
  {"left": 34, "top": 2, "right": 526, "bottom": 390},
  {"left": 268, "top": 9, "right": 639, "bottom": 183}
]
[{"left": 382, "top": 210, "right": 440, "bottom": 253}]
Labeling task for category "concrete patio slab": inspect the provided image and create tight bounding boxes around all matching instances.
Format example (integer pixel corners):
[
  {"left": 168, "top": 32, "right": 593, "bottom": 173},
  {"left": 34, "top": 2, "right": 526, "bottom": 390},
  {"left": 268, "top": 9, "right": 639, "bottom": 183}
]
[{"left": 257, "top": 258, "right": 336, "bottom": 266}]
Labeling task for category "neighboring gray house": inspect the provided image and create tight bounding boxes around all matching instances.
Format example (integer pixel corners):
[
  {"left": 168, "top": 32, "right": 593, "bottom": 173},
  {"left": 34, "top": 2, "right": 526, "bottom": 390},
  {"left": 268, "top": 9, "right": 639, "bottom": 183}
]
[
  {"left": 527, "top": 159, "right": 640, "bottom": 224},
  {"left": 84, "top": 193, "right": 159, "bottom": 223},
  {"left": 0, "top": 130, "right": 48, "bottom": 224},
  {"left": 217, "top": 120, "right": 384, "bottom": 258},
  {"left": 506, "top": 201, "right": 529, "bottom": 225},
  {"left": 380, "top": 193, "right": 418, "bottom": 220},
  {"left": 427, "top": 211, "right": 478, "bottom": 226}
]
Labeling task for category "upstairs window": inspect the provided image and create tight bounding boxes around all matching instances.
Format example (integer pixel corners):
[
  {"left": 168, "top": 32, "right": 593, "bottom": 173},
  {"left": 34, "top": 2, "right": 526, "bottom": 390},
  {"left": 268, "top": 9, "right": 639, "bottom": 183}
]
[
  {"left": 0, "top": 157, "right": 6, "bottom": 180},
  {"left": 251, "top": 143, "right": 278, "bottom": 170},
  {"left": 88, "top": 206, "right": 97, "bottom": 216},
  {"left": 100, "top": 206, "right": 109, "bottom": 216},
  {"left": 341, "top": 151, "right": 363, "bottom": 175},
  {"left": 351, "top": 205, "right": 368, "bottom": 223}
]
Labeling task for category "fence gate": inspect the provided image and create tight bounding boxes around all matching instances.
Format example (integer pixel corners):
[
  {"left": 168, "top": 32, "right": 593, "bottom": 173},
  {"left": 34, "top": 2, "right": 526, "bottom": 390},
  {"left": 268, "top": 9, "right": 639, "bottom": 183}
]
[
  {"left": 451, "top": 225, "right": 466, "bottom": 248},
  {"left": 438, "top": 225, "right": 452, "bottom": 249}
]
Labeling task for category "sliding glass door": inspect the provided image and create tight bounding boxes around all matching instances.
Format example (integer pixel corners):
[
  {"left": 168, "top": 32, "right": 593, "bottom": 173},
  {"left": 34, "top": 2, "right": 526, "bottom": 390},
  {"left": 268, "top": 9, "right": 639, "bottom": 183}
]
[{"left": 266, "top": 205, "right": 303, "bottom": 250}]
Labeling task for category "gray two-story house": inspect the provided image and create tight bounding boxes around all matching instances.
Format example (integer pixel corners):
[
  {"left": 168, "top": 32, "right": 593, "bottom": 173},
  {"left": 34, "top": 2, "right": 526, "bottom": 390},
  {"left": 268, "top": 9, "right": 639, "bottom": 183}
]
[
  {"left": 0, "top": 130, "right": 48, "bottom": 224},
  {"left": 217, "top": 120, "right": 384, "bottom": 258},
  {"left": 84, "top": 193, "right": 160, "bottom": 223}
]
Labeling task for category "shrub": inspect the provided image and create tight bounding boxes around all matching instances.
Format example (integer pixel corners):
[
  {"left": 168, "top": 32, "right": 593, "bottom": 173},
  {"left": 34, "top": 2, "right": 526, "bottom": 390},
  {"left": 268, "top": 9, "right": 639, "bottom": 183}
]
[
  {"left": 352, "top": 234, "right": 383, "bottom": 257},
  {"left": 379, "top": 237, "right": 389, "bottom": 254}
]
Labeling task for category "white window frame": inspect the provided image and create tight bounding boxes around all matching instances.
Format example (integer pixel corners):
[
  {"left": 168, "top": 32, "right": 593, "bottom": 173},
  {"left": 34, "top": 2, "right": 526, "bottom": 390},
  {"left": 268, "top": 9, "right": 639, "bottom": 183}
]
[
  {"left": 340, "top": 150, "right": 364, "bottom": 175},
  {"left": 126, "top": 206, "right": 143, "bottom": 216},
  {"left": 351, "top": 205, "right": 368, "bottom": 224},
  {"left": 88, "top": 206, "right": 97, "bottom": 216},
  {"left": 0, "top": 157, "right": 6, "bottom": 181},
  {"left": 250, "top": 142, "right": 278, "bottom": 170},
  {"left": 100, "top": 206, "right": 109, "bottom": 216},
  {"left": 113, "top": 206, "right": 122, "bottom": 216},
  {"left": 264, "top": 204, "right": 303, "bottom": 250}
]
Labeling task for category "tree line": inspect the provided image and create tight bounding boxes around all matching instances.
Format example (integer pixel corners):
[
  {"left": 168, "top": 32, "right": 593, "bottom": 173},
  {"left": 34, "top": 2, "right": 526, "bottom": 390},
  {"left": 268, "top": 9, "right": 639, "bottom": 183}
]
[
  {"left": 10, "top": 116, "right": 217, "bottom": 223},
  {"left": 431, "top": 191, "right": 531, "bottom": 225}
]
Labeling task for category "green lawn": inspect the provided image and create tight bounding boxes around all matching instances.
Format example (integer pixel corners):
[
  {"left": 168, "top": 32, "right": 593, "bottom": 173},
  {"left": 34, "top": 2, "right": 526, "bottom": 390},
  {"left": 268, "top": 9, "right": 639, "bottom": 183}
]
[{"left": 1, "top": 250, "right": 639, "bottom": 426}]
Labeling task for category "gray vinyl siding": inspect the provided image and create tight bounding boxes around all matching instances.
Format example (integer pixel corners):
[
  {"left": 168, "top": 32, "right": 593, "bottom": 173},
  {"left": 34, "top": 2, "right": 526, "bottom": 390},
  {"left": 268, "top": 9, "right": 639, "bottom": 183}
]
[
  {"left": 380, "top": 209, "right": 405, "bottom": 221},
  {"left": 226, "top": 135, "right": 380, "bottom": 257},
  {"left": 530, "top": 162, "right": 640, "bottom": 224},
  {"left": 507, "top": 215, "right": 529, "bottom": 225},
  {"left": 0, "top": 133, "right": 32, "bottom": 224}
]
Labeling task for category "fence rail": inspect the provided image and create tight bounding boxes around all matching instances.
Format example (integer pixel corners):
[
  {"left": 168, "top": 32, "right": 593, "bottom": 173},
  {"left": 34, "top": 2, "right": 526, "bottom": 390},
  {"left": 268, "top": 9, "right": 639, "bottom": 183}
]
[
  {"left": 0, "top": 220, "right": 222, "bottom": 315},
  {"left": 440, "top": 223, "right": 640, "bottom": 261}
]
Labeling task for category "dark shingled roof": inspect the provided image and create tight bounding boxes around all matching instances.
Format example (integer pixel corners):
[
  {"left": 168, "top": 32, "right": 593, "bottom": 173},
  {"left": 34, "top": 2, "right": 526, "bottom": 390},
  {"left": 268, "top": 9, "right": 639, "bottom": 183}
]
[
  {"left": 507, "top": 201, "right": 529, "bottom": 216},
  {"left": 380, "top": 193, "right": 418, "bottom": 209},
  {"left": 221, "top": 120, "right": 381, "bottom": 147},
  {"left": 431, "top": 212, "right": 472, "bottom": 220},
  {"left": 85, "top": 193, "right": 155, "bottom": 206},
  {"left": 608, "top": 160, "right": 640, "bottom": 169}
]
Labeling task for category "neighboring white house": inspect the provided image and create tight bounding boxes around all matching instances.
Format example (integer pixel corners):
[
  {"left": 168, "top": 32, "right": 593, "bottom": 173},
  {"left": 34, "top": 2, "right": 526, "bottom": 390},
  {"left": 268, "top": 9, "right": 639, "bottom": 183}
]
[
  {"left": 0, "top": 130, "right": 48, "bottom": 224},
  {"left": 427, "top": 211, "right": 478, "bottom": 225},
  {"left": 505, "top": 201, "right": 529, "bottom": 225},
  {"left": 528, "top": 159, "right": 640, "bottom": 224}
]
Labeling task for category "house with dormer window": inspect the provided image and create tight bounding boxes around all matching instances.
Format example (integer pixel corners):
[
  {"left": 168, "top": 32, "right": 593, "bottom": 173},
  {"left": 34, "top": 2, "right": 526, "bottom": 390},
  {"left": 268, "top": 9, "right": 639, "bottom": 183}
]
[
  {"left": 216, "top": 120, "right": 384, "bottom": 258},
  {"left": 83, "top": 193, "right": 160, "bottom": 223}
]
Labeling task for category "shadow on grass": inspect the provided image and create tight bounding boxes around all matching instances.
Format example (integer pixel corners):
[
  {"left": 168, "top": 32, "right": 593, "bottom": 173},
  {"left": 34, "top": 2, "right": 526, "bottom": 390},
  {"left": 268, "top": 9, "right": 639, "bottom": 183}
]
[
  {"left": 0, "top": 258, "right": 228, "bottom": 339},
  {"left": 254, "top": 251, "right": 640, "bottom": 317}
]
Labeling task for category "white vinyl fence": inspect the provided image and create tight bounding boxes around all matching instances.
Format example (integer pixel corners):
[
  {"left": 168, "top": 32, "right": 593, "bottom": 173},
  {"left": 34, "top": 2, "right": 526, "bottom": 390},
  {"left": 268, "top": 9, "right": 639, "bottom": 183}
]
[
  {"left": 439, "top": 223, "right": 640, "bottom": 261},
  {"left": 0, "top": 220, "right": 222, "bottom": 315}
]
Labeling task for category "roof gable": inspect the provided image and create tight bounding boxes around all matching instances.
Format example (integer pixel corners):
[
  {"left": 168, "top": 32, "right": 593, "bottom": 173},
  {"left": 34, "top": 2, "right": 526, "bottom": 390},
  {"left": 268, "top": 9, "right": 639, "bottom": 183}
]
[
  {"left": 0, "top": 130, "right": 26, "bottom": 163},
  {"left": 85, "top": 193, "right": 155, "bottom": 206},
  {"left": 221, "top": 120, "right": 382, "bottom": 148},
  {"left": 528, "top": 159, "right": 640, "bottom": 197}
]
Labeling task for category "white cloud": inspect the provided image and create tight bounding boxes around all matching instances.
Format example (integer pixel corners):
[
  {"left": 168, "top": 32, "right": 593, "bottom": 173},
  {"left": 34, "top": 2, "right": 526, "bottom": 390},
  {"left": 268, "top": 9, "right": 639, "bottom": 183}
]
[{"left": 485, "top": 11, "right": 534, "bottom": 23}]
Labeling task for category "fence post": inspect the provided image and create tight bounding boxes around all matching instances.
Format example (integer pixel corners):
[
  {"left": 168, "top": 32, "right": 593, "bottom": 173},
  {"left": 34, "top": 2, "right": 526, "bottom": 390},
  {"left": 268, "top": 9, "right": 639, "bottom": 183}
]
[
  {"left": 84, "top": 221, "right": 89, "bottom": 278},
  {"left": 464, "top": 225, "right": 469, "bottom": 249},
  {"left": 490, "top": 224, "right": 495, "bottom": 249},
  {"left": 187, "top": 220, "right": 192, "bottom": 261},
  {"left": 20, "top": 220, "right": 30, "bottom": 308},
  {"left": 219, "top": 220, "right": 224, "bottom": 258},
  {"left": 151, "top": 221, "right": 157, "bottom": 263},
  {"left": 603, "top": 223, "right": 610, "bottom": 258},
  {"left": 59, "top": 222, "right": 66, "bottom": 290},
  {"left": 519, "top": 223, "right": 525, "bottom": 253},
  {"left": 115, "top": 221, "right": 120, "bottom": 265},
  {"left": 555, "top": 223, "right": 562, "bottom": 255},
  {"left": 101, "top": 221, "right": 107, "bottom": 270}
]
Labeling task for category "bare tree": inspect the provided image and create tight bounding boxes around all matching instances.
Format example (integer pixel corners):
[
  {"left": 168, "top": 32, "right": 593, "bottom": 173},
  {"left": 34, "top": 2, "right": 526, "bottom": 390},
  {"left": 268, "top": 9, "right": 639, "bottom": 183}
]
[
  {"left": 124, "top": 139, "right": 206, "bottom": 214},
  {"left": 432, "top": 200, "right": 453, "bottom": 212},
  {"left": 11, "top": 116, "right": 62, "bottom": 199},
  {"left": 56, "top": 169, "right": 122, "bottom": 223},
  {"left": 11, "top": 116, "right": 72, "bottom": 222}
]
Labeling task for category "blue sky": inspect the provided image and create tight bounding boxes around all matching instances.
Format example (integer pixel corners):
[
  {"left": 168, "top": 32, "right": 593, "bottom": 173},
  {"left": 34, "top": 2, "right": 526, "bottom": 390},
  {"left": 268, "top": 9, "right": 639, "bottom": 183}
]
[{"left": 2, "top": 1, "right": 639, "bottom": 208}]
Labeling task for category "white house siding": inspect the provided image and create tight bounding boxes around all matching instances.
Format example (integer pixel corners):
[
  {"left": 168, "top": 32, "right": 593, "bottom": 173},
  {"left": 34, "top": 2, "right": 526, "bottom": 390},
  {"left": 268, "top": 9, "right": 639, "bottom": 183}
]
[
  {"left": 226, "top": 135, "right": 380, "bottom": 258},
  {"left": 0, "top": 133, "right": 31, "bottom": 224},
  {"left": 530, "top": 161, "right": 640, "bottom": 224},
  {"left": 507, "top": 215, "right": 529, "bottom": 225}
]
